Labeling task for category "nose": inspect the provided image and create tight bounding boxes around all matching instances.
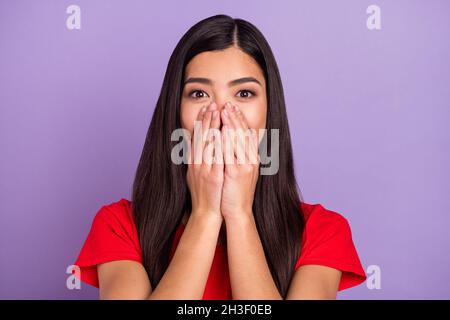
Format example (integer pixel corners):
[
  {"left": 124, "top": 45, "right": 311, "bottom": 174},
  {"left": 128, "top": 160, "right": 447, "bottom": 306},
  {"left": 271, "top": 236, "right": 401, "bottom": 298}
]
[{"left": 211, "top": 100, "right": 231, "bottom": 113}]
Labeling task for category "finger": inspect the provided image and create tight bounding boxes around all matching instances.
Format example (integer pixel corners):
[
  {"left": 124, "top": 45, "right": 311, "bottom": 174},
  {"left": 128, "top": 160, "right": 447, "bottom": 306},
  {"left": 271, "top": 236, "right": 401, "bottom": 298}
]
[
  {"left": 232, "top": 104, "right": 249, "bottom": 130},
  {"left": 210, "top": 103, "right": 220, "bottom": 130},
  {"left": 201, "top": 102, "right": 217, "bottom": 166},
  {"left": 233, "top": 104, "right": 258, "bottom": 163},
  {"left": 220, "top": 102, "right": 233, "bottom": 127},
  {"left": 185, "top": 131, "right": 193, "bottom": 165},
  {"left": 210, "top": 103, "right": 223, "bottom": 166},
  {"left": 208, "top": 103, "right": 222, "bottom": 167},
  {"left": 233, "top": 105, "right": 259, "bottom": 164},
  {"left": 225, "top": 103, "right": 247, "bottom": 164},
  {"left": 247, "top": 128, "right": 259, "bottom": 165},
  {"left": 221, "top": 105, "right": 239, "bottom": 163},
  {"left": 222, "top": 125, "right": 235, "bottom": 165},
  {"left": 203, "top": 139, "right": 214, "bottom": 167},
  {"left": 201, "top": 103, "right": 214, "bottom": 151},
  {"left": 220, "top": 104, "right": 234, "bottom": 162},
  {"left": 193, "top": 106, "right": 207, "bottom": 164},
  {"left": 212, "top": 128, "right": 223, "bottom": 171}
]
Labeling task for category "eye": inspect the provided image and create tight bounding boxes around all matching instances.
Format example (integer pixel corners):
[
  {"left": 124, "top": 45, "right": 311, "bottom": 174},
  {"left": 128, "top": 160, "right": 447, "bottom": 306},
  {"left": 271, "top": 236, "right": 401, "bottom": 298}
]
[
  {"left": 236, "top": 90, "right": 256, "bottom": 99},
  {"left": 188, "top": 90, "right": 209, "bottom": 99}
]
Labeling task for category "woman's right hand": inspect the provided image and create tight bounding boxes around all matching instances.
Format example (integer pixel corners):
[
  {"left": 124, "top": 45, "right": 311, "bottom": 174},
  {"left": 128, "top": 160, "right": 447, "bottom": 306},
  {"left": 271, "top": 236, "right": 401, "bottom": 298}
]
[{"left": 186, "top": 101, "right": 224, "bottom": 220}]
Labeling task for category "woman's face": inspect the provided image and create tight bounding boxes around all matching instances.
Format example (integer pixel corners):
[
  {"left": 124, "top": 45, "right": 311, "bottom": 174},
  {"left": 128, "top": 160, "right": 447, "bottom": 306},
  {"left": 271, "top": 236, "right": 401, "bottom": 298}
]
[{"left": 180, "top": 46, "right": 267, "bottom": 136}]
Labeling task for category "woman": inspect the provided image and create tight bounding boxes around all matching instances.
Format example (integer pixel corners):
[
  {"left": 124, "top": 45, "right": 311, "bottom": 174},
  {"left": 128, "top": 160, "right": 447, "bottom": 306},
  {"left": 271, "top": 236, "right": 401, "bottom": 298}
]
[{"left": 74, "top": 14, "right": 366, "bottom": 299}]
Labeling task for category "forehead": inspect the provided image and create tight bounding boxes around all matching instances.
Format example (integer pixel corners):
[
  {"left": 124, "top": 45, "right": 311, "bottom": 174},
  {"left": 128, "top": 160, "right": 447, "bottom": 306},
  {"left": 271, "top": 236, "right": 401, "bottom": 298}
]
[{"left": 184, "top": 46, "right": 265, "bottom": 84}]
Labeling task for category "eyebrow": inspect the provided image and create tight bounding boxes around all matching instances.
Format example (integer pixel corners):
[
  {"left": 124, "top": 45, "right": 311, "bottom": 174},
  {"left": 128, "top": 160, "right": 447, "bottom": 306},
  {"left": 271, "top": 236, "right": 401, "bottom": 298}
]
[{"left": 183, "top": 76, "right": 262, "bottom": 87}]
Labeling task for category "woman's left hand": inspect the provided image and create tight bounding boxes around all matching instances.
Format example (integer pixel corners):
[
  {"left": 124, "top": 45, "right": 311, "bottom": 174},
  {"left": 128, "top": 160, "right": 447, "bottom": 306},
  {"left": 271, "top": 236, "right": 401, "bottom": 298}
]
[{"left": 220, "top": 102, "right": 260, "bottom": 221}]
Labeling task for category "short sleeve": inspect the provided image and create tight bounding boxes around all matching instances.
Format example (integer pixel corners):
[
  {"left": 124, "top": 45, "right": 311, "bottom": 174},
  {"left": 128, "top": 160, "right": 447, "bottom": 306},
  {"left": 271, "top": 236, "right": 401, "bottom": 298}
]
[
  {"left": 73, "top": 200, "right": 142, "bottom": 288},
  {"left": 295, "top": 205, "right": 367, "bottom": 291}
]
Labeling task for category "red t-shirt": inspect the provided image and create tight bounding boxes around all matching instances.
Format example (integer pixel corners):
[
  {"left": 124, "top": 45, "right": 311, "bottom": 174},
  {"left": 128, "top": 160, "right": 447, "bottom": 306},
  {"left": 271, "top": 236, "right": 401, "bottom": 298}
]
[{"left": 73, "top": 198, "right": 367, "bottom": 298}]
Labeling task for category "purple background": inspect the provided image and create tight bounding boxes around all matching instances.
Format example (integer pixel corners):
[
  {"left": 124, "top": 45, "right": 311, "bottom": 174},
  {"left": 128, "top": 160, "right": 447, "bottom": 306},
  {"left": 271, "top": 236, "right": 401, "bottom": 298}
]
[{"left": 1, "top": 0, "right": 449, "bottom": 299}]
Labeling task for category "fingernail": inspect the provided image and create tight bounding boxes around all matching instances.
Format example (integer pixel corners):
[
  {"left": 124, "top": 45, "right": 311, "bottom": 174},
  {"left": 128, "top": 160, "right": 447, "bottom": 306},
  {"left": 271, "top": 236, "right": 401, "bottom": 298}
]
[
  {"left": 233, "top": 104, "right": 239, "bottom": 112},
  {"left": 225, "top": 102, "right": 232, "bottom": 109},
  {"left": 201, "top": 106, "right": 207, "bottom": 113},
  {"left": 223, "top": 109, "right": 229, "bottom": 117}
]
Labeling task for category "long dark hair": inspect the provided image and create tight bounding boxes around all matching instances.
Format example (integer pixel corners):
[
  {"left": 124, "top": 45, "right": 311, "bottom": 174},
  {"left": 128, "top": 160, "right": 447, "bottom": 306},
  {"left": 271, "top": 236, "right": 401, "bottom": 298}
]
[{"left": 131, "top": 14, "right": 305, "bottom": 298}]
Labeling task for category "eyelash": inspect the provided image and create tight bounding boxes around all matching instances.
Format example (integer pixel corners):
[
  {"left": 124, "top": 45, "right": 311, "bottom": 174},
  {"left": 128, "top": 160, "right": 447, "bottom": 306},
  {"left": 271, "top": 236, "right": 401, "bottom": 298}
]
[{"left": 188, "top": 89, "right": 256, "bottom": 100}]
